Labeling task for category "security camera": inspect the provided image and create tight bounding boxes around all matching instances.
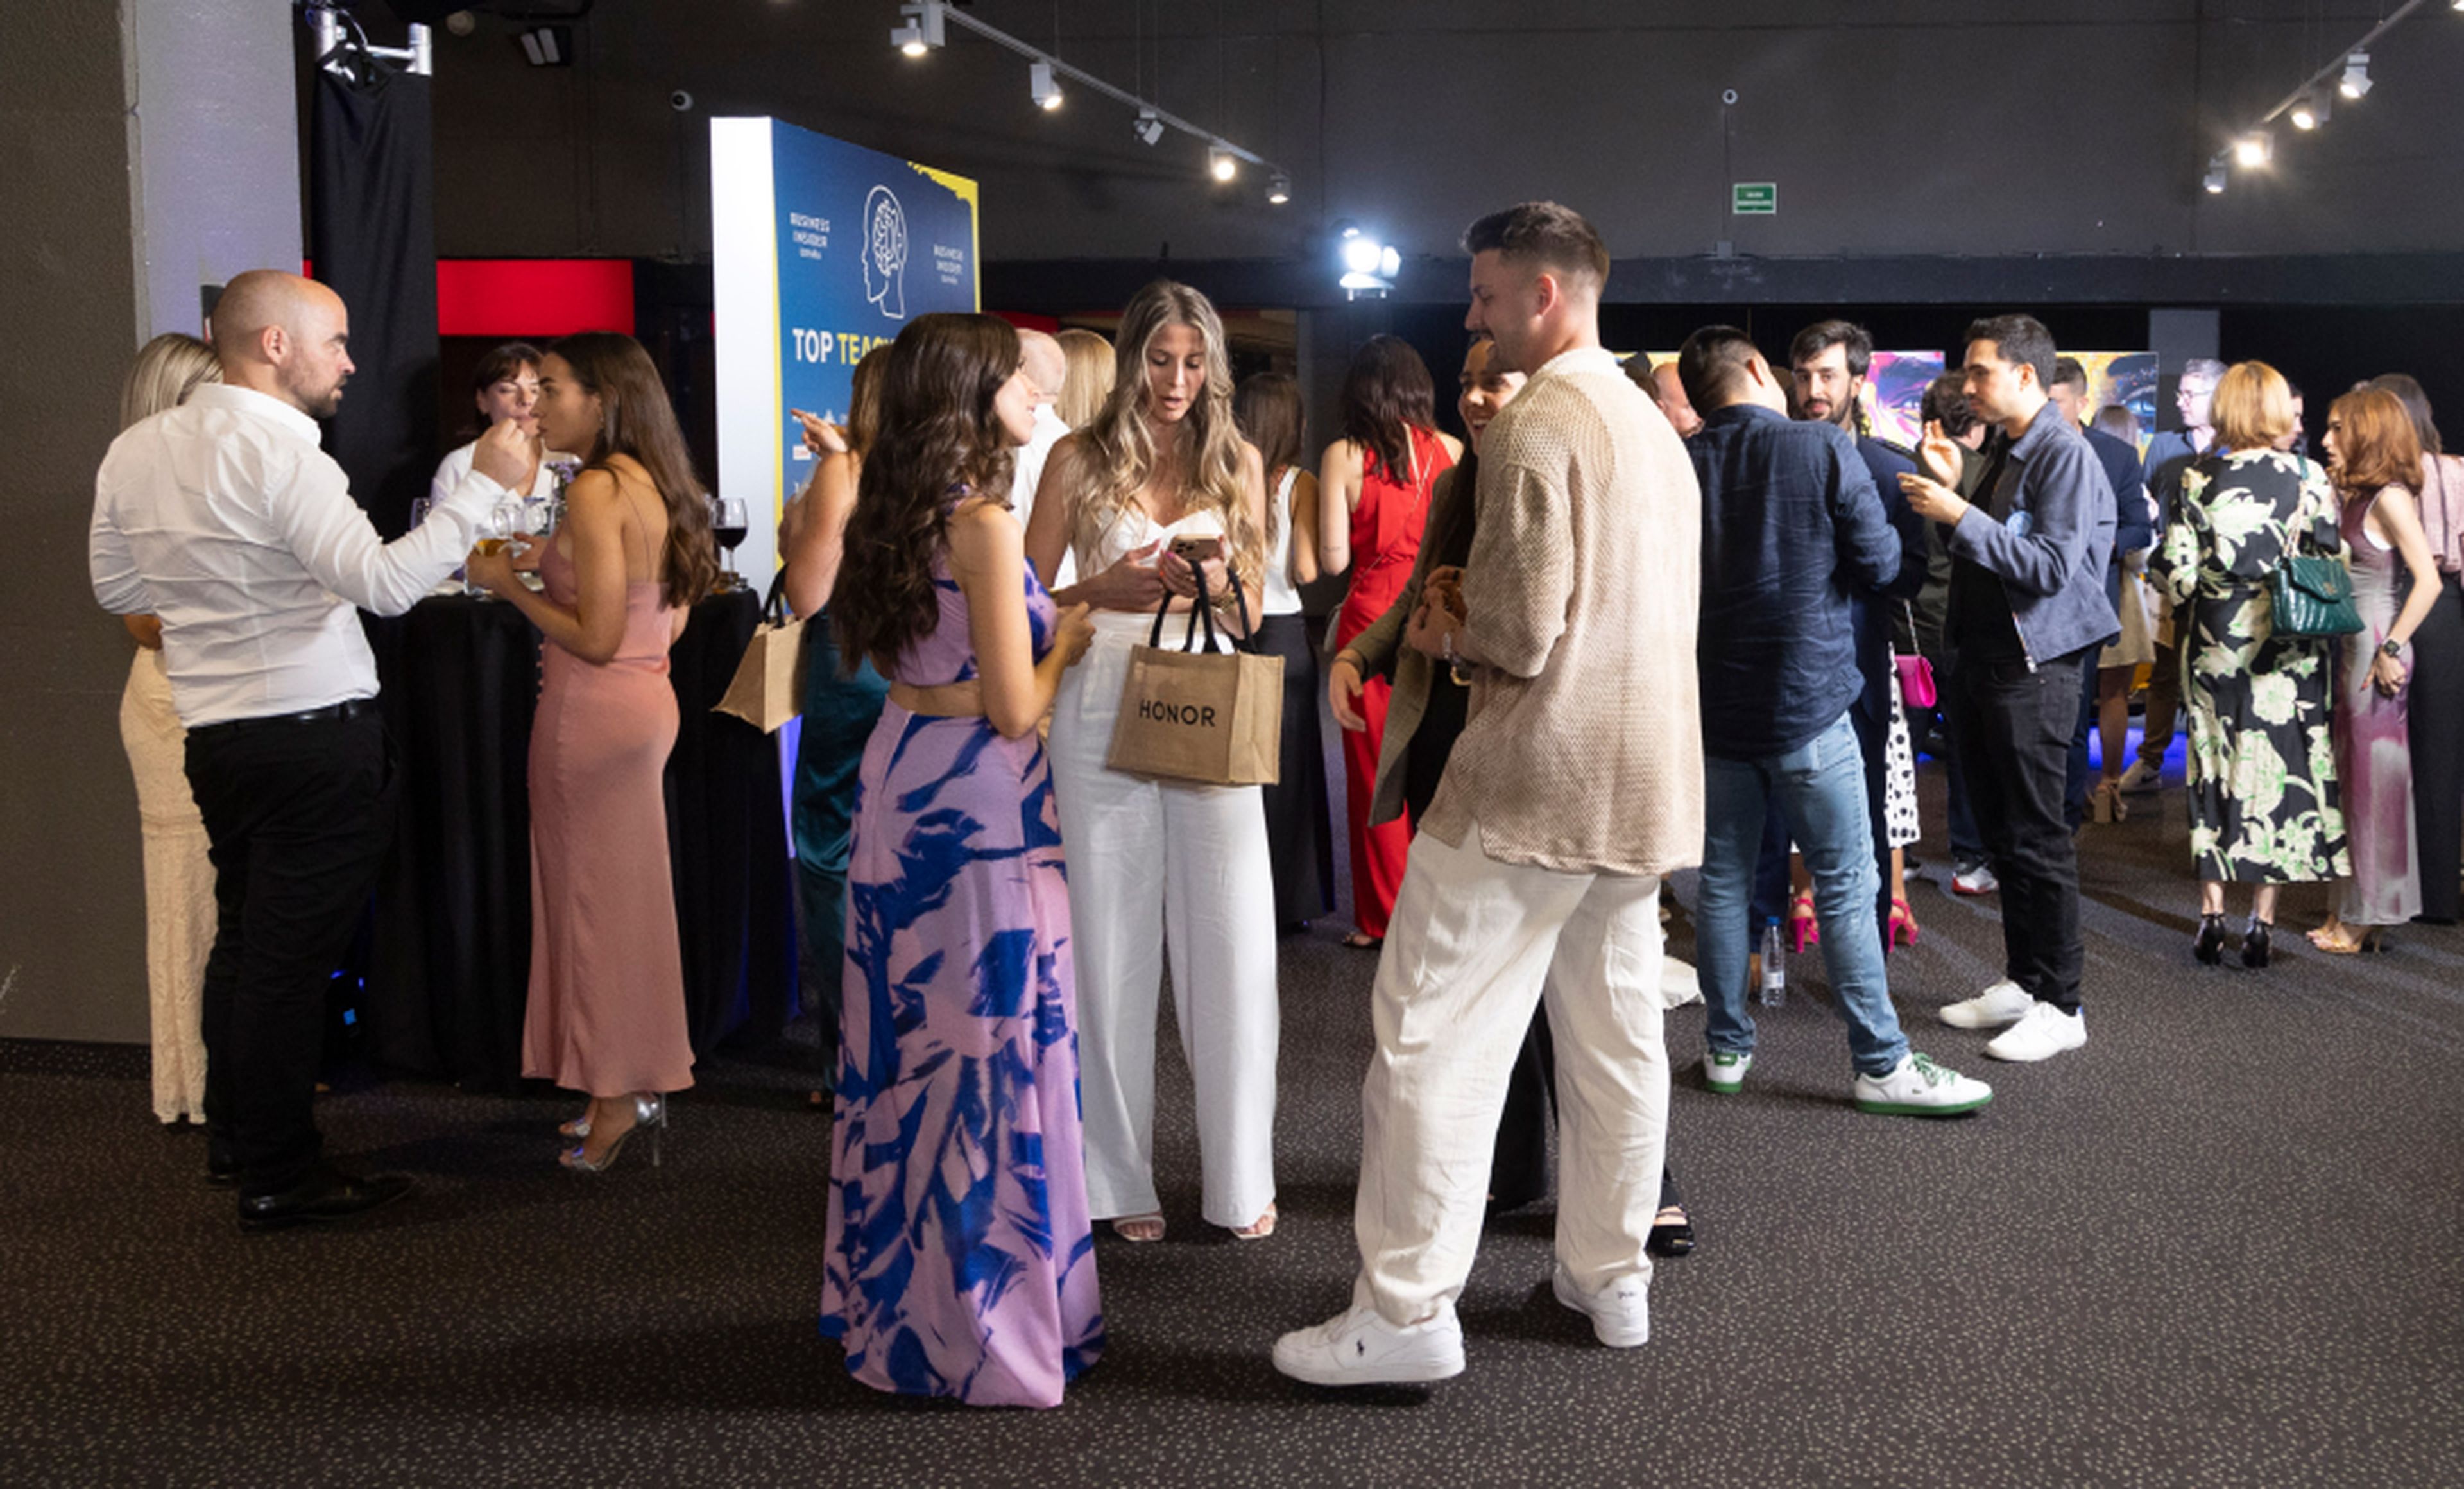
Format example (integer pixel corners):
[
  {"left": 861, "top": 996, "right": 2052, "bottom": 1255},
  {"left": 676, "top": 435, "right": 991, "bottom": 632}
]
[{"left": 669, "top": 89, "right": 695, "bottom": 112}]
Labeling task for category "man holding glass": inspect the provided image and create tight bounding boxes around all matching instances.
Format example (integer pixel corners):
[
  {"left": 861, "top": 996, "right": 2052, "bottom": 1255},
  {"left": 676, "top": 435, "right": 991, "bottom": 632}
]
[{"left": 90, "top": 270, "right": 530, "bottom": 1229}]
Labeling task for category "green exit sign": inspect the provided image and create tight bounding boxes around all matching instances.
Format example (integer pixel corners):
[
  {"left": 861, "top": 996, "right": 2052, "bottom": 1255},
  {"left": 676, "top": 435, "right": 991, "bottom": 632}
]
[{"left": 1732, "top": 182, "right": 1777, "bottom": 215}]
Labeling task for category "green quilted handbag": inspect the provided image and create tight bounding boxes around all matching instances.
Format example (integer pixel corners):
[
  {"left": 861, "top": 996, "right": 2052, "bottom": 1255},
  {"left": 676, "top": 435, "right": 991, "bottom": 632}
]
[{"left": 2268, "top": 551, "right": 2363, "bottom": 639}]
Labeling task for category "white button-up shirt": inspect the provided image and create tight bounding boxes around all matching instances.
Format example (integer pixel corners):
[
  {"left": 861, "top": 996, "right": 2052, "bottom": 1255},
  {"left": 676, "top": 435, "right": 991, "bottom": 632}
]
[{"left": 90, "top": 383, "right": 506, "bottom": 728}]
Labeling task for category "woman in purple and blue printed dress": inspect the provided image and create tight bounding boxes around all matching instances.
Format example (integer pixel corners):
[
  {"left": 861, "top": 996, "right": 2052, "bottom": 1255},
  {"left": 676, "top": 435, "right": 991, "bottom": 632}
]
[{"left": 821, "top": 313, "right": 1101, "bottom": 1407}]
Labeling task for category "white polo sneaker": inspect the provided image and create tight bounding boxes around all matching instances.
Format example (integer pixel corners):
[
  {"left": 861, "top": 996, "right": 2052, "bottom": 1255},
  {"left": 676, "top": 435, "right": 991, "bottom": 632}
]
[
  {"left": 1984, "top": 1001, "right": 2087, "bottom": 1062},
  {"left": 1852, "top": 1053, "right": 1994, "bottom": 1116},
  {"left": 1939, "top": 979, "right": 2033, "bottom": 1029},
  {"left": 1702, "top": 1050, "right": 1752, "bottom": 1094},
  {"left": 2118, "top": 759, "right": 2163, "bottom": 794},
  {"left": 1552, "top": 1262, "right": 1650, "bottom": 1348},
  {"left": 1272, "top": 1299, "right": 1464, "bottom": 1386}
]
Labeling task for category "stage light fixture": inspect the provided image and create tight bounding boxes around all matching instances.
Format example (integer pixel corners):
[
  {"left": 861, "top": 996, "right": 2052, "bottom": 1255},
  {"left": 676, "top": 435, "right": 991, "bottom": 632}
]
[
  {"left": 2289, "top": 89, "right": 2320, "bottom": 130},
  {"left": 2203, "top": 159, "right": 2229, "bottom": 194},
  {"left": 1209, "top": 148, "right": 1237, "bottom": 182},
  {"left": 2234, "top": 130, "right": 2273, "bottom": 168},
  {"left": 1134, "top": 109, "right": 1164, "bottom": 146},
  {"left": 2340, "top": 51, "right": 2372, "bottom": 99},
  {"left": 1268, "top": 174, "right": 1291, "bottom": 205},
  {"left": 1031, "top": 59, "right": 1063, "bottom": 110},
  {"left": 1335, "top": 223, "right": 1397, "bottom": 298},
  {"left": 891, "top": 2, "right": 945, "bottom": 56}
]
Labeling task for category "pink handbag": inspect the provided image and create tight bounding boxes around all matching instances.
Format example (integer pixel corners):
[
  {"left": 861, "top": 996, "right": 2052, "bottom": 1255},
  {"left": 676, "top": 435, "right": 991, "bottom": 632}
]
[{"left": 1894, "top": 653, "right": 1937, "bottom": 710}]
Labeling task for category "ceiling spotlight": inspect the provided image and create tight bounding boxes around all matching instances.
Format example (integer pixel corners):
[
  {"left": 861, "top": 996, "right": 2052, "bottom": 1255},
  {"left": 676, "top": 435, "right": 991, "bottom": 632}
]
[
  {"left": 1267, "top": 173, "right": 1291, "bottom": 205},
  {"left": 1209, "top": 147, "right": 1237, "bottom": 182},
  {"left": 2339, "top": 51, "right": 2372, "bottom": 99},
  {"left": 2289, "top": 89, "right": 2322, "bottom": 130},
  {"left": 1030, "top": 59, "right": 1063, "bottom": 110},
  {"left": 2203, "top": 159, "right": 2229, "bottom": 194},
  {"left": 2233, "top": 130, "right": 2273, "bottom": 168},
  {"left": 517, "top": 26, "right": 572, "bottom": 67},
  {"left": 890, "top": 1, "right": 944, "bottom": 56},
  {"left": 1134, "top": 109, "right": 1163, "bottom": 146}
]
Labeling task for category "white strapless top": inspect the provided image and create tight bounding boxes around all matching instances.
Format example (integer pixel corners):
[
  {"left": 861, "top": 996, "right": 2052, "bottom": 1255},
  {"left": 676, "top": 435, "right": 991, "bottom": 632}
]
[{"left": 1081, "top": 503, "right": 1229, "bottom": 574}]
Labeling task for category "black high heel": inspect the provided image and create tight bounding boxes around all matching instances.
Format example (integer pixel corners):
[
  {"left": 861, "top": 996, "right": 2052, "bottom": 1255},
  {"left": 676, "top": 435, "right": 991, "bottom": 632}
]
[
  {"left": 1647, "top": 1205, "right": 1695, "bottom": 1258},
  {"left": 2241, "top": 917, "right": 2273, "bottom": 969},
  {"left": 2193, "top": 913, "right": 2227, "bottom": 965}
]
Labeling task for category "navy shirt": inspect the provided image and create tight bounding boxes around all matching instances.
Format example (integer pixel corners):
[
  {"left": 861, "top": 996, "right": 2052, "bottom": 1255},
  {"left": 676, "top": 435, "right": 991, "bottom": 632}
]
[{"left": 1691, "top": 403, "right": 1902, "bottom": 761}]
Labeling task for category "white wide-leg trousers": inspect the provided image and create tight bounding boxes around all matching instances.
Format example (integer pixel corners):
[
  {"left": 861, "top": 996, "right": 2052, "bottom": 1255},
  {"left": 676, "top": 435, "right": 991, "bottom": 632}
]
[
  {"left": 1355, "top": 828, "right": 1669, "bottom": 1327},
  {"left": 1048, "top": 621, "right": 1279, "bottom": 1228}
]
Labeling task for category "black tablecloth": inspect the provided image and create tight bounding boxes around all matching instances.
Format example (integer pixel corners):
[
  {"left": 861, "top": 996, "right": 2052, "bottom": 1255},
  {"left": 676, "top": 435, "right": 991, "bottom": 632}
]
[{"left": 364, "top": 589, "right": 795, "bottom": 1089}]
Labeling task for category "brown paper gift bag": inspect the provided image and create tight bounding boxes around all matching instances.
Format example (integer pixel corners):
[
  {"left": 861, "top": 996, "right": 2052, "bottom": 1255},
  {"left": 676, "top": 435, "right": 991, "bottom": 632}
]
[
  {"left": 713, "top": 573, "right": 809, "bottom": 734},
  {"left": 1106, "top": 570, "right": 1283, "bottom": 786}
]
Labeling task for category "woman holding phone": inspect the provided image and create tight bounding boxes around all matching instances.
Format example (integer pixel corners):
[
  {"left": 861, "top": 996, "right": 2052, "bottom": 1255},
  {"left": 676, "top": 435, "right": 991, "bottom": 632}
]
[{"left": 1025, "top": 279, "right": 1279, "bottom": 1244}]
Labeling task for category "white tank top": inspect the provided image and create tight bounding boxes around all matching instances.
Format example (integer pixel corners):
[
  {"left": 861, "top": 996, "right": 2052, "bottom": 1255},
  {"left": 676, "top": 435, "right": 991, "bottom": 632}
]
[{"left": 1260, "top": 467, "right": 1303, "bottom": 617}]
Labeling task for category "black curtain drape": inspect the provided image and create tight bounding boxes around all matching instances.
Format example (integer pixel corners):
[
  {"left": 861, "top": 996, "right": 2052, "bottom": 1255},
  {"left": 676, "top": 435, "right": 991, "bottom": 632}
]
[{"left": 309, "top": 56, "right": 437, "bottom": 538}]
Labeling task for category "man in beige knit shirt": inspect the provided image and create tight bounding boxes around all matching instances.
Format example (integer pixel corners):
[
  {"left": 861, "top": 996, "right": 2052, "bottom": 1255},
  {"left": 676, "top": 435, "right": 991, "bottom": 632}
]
[{"left": 1275, "top": 202, "right": 1703, "bottom": 1386}]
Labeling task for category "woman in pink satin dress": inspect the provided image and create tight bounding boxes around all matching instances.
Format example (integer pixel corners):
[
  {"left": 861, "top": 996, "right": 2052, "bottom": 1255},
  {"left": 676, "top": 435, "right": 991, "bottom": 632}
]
[{"left": 466, "top": 332, "right": 721, "bottom": 1171}]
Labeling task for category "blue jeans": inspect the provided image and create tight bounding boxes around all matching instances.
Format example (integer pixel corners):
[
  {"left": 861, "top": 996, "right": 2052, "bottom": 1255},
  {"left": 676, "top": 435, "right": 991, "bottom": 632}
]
[{"left": 1697, "top": 710, "right": 1910, "bottom": 1077}]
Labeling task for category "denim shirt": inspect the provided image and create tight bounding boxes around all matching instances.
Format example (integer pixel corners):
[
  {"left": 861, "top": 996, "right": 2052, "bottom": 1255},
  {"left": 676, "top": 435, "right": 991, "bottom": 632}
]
[
  {"left": 1944, "top": 400, "right": 2121, "bottom": 667},
  {"left": 1691, "top": 403, "right": 1901, "bottom": 761}
]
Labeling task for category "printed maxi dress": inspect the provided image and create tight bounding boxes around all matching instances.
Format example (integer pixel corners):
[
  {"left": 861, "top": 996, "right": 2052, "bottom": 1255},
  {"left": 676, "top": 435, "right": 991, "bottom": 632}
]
[
  {"left": 2153, "top": 449, "right": 2352, "bottom": 884},
  {"left": 821, "top": 541, "right": 1103, "bottom": 1409}
]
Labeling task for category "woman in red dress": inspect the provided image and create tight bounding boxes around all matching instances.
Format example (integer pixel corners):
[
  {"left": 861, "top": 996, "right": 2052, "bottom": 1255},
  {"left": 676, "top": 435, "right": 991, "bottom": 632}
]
[{"left": 1315, "top": 336, "right": 1460, "bottom": 947}]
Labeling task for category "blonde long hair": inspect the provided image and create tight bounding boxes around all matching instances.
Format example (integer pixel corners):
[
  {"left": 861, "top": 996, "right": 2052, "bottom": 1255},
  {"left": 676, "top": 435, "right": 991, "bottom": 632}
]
[
  {"left": 120, "top": 332, "right": 221, "bottom": 430},
  {"left": 1072, "top": 280, "right": 1262, "bottom": 591}
]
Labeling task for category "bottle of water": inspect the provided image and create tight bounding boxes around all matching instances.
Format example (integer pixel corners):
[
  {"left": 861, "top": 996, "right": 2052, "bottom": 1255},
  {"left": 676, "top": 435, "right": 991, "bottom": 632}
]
[{"left": 1759, "top": 920, "right": 1787, "bottom": 1008}]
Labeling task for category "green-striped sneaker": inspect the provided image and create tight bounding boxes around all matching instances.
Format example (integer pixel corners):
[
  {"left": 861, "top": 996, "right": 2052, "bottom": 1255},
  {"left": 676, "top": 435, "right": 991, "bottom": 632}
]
[
  {"left": 1852, "top": 1053, "right": 1993, "bottom": 1116},
  {"left": 1702, "top": 1050, "right": 1752, "bottom": 1094}
]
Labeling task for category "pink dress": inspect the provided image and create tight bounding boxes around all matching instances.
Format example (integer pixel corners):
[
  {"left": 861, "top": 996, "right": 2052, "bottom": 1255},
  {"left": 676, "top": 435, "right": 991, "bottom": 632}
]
[
  {"left": 519, "top": 528, "right": 695, "bottom": 1096},
  {"left": 2333, "top": 490, "right": 2421, "bottom": 925}
]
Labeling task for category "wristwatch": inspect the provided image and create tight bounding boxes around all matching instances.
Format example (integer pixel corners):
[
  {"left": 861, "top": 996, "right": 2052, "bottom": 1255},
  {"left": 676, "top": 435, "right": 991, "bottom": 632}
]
[{"left": 2381, "top": 637, "right": 2405, "bottom": 658}]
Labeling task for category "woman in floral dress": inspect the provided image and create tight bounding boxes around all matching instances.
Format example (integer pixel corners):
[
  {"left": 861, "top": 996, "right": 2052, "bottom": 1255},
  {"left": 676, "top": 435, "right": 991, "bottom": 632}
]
[{"left": 2152, "top": 361, "right": 2349, "bottom": 968}]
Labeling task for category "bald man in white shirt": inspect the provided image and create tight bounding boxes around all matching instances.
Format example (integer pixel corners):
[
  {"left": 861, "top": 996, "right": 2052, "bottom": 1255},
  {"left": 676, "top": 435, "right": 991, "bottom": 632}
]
[{"left": 91, "top": 270, "right": 529, "bottom": 1230}]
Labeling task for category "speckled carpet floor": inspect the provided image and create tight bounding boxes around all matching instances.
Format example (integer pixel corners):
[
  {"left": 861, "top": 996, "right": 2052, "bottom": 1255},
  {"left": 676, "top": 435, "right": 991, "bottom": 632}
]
[{"left": 6, "top": 736, "right": 2463, "bottom": 1486}]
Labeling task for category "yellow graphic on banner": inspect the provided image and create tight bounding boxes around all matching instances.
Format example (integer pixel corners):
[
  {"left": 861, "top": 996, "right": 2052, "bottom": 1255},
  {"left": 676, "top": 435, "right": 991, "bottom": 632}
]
[{"left": 909, "top": 160, "right": 982, "bottom": 312}]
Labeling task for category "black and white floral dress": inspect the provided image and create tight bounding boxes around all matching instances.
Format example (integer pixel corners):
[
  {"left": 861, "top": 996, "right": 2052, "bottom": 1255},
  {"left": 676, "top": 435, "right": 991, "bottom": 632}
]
[{"left": 2152, "top": 449, "right": 2350, "bottom": 884}]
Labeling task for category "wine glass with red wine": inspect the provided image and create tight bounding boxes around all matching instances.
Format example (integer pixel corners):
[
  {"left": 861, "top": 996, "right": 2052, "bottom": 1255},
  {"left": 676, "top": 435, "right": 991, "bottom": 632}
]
[{"left": 712, "top": 495, "right": 749, "bottom": 590}]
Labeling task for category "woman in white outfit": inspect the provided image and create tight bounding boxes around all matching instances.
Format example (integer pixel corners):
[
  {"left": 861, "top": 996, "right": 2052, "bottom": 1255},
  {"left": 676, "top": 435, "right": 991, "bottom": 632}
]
[
  {"left": 1025, "top": 279, "right": 1279, "bottom": 1243},
  {"left": 114, "top": 333, "right": 223, "bottom": 1126}
]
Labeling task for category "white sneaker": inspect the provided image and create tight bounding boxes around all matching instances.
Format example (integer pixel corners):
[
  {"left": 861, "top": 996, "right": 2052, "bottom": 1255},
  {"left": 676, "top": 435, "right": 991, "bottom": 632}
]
[
  {"left": 1939, "top": 979, "right": 2033, "bottom": 1029},
  {"left": 1952, "top": 861, "right": 2001, "bottom": 896},
  {"left": 1272, "top": 1300, "right": 1465, "bottom": 1386},
  {"left": 1984, "top": 1001, "right": 2087, "bottom": 1062},
  {"left": 1552, "top": 1262, "right": 1650, "bottom": 1348},
  {"left": 1852, "top": 1053, "right": 1994, "bottom": 1116},
  {"left": 2118, "top": 759, "right": 2163, "bottom": 794},
  {"left": 1702, "top": 1049, "right": 1752, "bottom": 1094}
]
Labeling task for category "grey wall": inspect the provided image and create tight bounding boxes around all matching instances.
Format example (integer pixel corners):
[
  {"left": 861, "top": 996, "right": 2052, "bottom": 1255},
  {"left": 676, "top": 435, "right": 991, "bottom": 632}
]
[
  {"left": 0, "top": 0, "right": 300, "bottom": 1044},
  {"left": 425, "top": 1, "right": 2464, "bottom": 271}
]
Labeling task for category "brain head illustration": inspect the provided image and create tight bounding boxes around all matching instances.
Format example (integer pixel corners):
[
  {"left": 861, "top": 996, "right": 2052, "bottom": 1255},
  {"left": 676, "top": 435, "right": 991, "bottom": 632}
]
[{"left": 862, "top": 185, "right": 909, "bottom": 320}]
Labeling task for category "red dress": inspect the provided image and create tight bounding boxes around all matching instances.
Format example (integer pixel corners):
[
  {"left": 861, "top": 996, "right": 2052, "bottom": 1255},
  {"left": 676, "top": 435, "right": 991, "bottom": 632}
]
[{"left": 1333, "top": 426, "right": 1451, "bottom": 940}]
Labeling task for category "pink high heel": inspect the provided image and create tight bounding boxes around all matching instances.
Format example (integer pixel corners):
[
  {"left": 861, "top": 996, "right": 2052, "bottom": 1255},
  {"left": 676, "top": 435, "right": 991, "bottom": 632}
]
[
  {"left": 1788, "top": 891, "right": 1821, "bottom": 954},
  {"left": 1888, "top": 897, "right": 1921, "bottom": 949}
]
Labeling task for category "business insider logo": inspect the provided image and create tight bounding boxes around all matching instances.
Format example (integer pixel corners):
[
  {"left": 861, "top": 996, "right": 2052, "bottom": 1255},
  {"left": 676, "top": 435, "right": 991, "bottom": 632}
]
[{"left": 863, "top": 185, "right": 908, "bottom": 321}]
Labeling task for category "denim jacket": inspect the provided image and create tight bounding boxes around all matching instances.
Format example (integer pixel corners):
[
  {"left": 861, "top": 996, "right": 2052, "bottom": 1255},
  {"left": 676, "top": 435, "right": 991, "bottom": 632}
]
[{"left": 1946, "top": 400, "right": 2121, "bottom": 666}]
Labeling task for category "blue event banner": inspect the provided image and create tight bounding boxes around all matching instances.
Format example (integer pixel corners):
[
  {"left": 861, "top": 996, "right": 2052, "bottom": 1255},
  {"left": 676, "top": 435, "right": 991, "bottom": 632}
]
[{"left": 712, "top": 116, "right": 980, "bottom": 581}]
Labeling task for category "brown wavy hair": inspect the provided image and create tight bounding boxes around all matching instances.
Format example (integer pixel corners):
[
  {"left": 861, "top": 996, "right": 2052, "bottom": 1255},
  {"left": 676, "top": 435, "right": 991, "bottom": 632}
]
[
  {"left": 2327, "top": 386, "right": 2424, "bottom": 500},
  {"left": 547, "top": 331, "right": 720, "bottom": 610},
  {"left": 833, "top": 313, "right": 1022, "bottom": 676},
  {"left": 846, "top": 342, "right": 893, "bottom": 460}
]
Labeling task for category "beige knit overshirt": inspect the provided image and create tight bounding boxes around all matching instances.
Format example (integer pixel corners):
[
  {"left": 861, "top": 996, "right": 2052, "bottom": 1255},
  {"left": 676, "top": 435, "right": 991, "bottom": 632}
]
[{"left": 1418, "top": 346, "right": 1706, "bottom": 877}]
